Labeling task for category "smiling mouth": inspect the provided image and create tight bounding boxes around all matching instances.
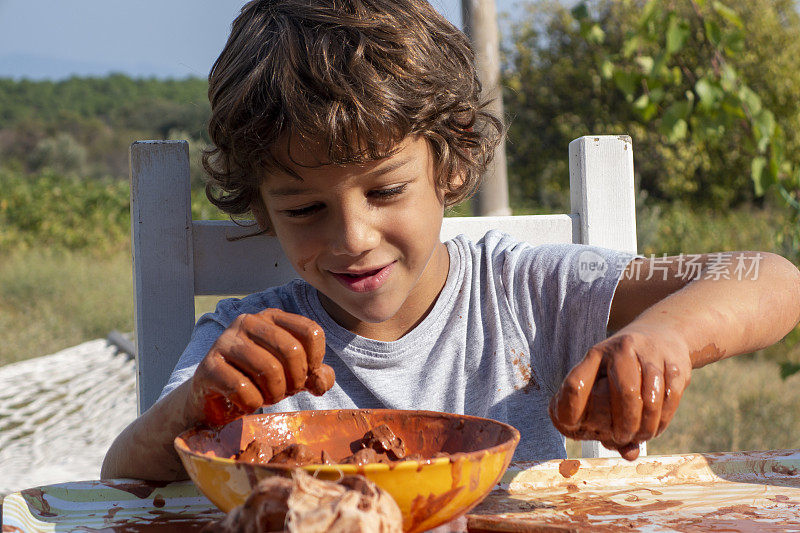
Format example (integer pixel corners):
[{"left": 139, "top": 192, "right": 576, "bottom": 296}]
[
  {"left": 340, "top": 268, "right": 382, "bottom": 279},
  {"left": 331, "top": 263, "right": 395, "bottom": 292}
]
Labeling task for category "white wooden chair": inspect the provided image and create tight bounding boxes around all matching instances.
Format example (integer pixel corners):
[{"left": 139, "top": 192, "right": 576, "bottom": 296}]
[{"left": 129, "top": 135, "right": 639, "bottom": 458}]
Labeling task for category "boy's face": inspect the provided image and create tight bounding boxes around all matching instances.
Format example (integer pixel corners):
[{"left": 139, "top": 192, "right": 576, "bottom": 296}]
[{"left": 256, "top": 135, "right": 450, "bottom": 339}]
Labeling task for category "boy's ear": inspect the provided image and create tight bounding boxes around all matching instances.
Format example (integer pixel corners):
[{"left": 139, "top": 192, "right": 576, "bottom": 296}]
[
  {"left": 442, "top": 169, "right": 468, "bottom": 205},
  {"left": 250, "top": 197, "right": 276, "bottom": 236}
]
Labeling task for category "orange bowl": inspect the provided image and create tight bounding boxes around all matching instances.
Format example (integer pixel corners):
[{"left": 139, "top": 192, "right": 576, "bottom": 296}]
[{"left": 175, "top": 409, "right": 519, "bottom": 532}]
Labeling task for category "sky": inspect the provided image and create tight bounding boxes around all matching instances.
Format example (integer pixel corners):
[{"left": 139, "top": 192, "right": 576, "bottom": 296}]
[{"left": 0, "top": 0, "right": 519, "bottom": 81}]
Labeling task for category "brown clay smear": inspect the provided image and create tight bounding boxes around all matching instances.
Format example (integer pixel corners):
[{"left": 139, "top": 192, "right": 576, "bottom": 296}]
[
  {"left": 511, "top": 351, "right": 539, "bottom": 394},
  {"left": 233, "top": 423, "right": 415, "bottom": 466},
  {"left": 20, "top": 488, "right": 56, "bottom": 517},
  {"left": 558, "top": 460, "right": 580, "bottom": 478},
  {"left": 99, "top": 480, "right": 169, "bottom": 499},
  {"left": 691, "top": 343, "right": 726, "bottom": 367},
  {"left": 468, "top": 476, "right": 800, "bottom": 533}
]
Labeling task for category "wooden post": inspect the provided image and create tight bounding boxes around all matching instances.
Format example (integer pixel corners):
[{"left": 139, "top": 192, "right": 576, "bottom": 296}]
[
  {"left": 130, "top": 141, "right": 196, "bottom": 414},
  {"left": 462, "top": 0, "right": 511, "bottom": 216}
]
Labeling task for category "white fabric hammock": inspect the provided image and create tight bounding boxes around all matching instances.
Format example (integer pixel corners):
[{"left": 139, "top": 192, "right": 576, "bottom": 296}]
[{"left": 0, "top": 338, "right": 137, "bottom": 495}]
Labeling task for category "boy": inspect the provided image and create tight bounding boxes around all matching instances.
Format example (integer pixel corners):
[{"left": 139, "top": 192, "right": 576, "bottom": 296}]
[{"left": 102, "top": 0, "right": 800, "bottom": 481}]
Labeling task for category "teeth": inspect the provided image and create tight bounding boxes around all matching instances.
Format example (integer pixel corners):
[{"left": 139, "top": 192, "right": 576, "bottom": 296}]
[{"left": 339, "top": 267, "right": 382, "bottom": 278}]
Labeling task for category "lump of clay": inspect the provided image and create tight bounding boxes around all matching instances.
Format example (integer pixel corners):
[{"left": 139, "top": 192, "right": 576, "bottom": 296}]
[
  {"left": 235, "top": 440, "right": 273, "bottom": 464},
  {"left": 233, "top": 423, "right": 415, "bottom": 467},
  {"left": 269, "top": 443, "right": 320, "bottom": 466},
  {"left": 211, "top": 470, "right": 402, "bottom": 533},
  {"left": 359, "top": 424, "right": 406, "bottom": 460}
]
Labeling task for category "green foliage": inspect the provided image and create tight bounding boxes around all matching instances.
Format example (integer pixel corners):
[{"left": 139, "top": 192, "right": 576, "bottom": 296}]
[
  {"left": 0, "top": 169, "right": 130, "bottom": 253},
  {"left": 0, "top": 168, "right": 228, "bottom": 254},
  {"left": 0, "top": 75, "right": 209, "bottom": 138},
  {"left": 28, "top": 133, "right": 88, "bottom": 175},
  {"left": 0, "top": 75, "right": 228, "bottom": 252},
  {"left": 650, "top": 355, "right": 800, "bottom": 453},
  {"left": 503, "top": 0, "right": 800, "bottom": 238},
  {"left": 636, "top": 200, "right": 783, "bottom": 256},
  {"left": 559, "top": 0, "right": 800, "bottom": 375},
  {"left": 0, "top": 75, "right": 210, "bottom": 180},
  {"left": 566, "top": 0, "right": 800, "bottom": 258}
]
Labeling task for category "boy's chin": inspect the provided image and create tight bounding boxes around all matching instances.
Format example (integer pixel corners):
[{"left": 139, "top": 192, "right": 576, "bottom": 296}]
[
  {"left": 319, "top": 292, "right": 403, "bottom": 326},
  {"left": 342, "top": 304, "right": 401, "bottom": 325}
]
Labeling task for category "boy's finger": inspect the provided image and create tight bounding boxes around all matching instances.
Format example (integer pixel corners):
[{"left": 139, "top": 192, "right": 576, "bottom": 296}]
[
  {"left": 608, "top": 350, "right": 643, "bottom": 444},
  {"left": 552, "top": 348, "right": 604, "bottom": 429},
  {"left": 305, "top": 364, "right": 336, "bottom": 396},
  {"left": 657, "top": 363, "right": 687, "bottom": 435},
  {"left": 263, "top": 309, "right": 327, "bottom": 369},
  {"left": 635, "top": 360, "right": 664, "bottom": 442},
  {"left": 617, "top": 442, "right": 641, "bottom": 461},
  {"left": 600, "top": 439, "right": 640, "bottom": 461},
  {"left": 194, "top": 352, "right": 264, "bottom": 425},
  {"left": 242, "top": 313, "right": 307, "bottom": 395},
  {"left": 223, "top": 335, "right": 289, "bottom": 403},
  {"left": 579, "top": 376, "right": 613, "bottom": 441}
]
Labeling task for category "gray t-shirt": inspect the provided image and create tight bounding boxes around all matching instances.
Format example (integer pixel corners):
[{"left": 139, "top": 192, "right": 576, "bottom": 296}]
[{"left": 160, "top": 230, "right": 634, "bottom": 461}]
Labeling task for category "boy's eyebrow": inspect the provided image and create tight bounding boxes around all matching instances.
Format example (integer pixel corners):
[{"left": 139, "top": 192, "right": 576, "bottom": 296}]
[
  {"left": 364, "top": 156, "right": 414, "bottom": 179},
  {"left": 267, "top": 156, "right": 415, "bottom": 197}
]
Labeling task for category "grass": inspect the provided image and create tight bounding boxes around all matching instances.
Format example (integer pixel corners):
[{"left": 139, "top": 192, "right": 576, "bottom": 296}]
[
  {"left": 0, "top": 248, "right": 133, "bottom": 365},
  {"left": 650, "top": 354, "right": 800, "bottom": 453},
  {"left": 0, "top": 247, "right": 237, "bottom": 365}
]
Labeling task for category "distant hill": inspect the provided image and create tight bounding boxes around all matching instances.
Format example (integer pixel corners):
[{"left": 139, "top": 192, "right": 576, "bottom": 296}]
[
  {"left": 0, "top": 74, "right": 210, "bottom": 180},
  {"left": 0, "top": 53, "right": 200, "bottom": 81}
]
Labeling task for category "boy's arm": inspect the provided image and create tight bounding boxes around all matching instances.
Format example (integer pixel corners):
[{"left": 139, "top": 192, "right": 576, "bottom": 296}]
[
  {"left": 102, "top": 308, "right": 334, "bottom": 480},
  {"left": 101, "top": 380, "right": 198, "bottom": 480},
  {"left": 550, "top": 251, "right": 800, "bottom": 459}
]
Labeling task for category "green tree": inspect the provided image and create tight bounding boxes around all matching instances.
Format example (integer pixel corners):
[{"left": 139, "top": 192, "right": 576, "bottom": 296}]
[
  {"left": 503, "top": 0, "right": 800, "bottom": 228},
  {"left": 0, "top": 75, "right": 210, "bottom": 180},
  {"left": 28, "top": 133, "right": 88, "bottom": 175}
]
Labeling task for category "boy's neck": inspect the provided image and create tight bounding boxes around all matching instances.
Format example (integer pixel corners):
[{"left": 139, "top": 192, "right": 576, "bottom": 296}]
[{"left": 319, "top": 243, "right": 450, "bottom": 342}]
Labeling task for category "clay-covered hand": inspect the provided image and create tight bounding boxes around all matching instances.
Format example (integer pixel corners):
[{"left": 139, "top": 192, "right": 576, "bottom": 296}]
[
  {"left": 187, "top": 308, "right": 335, "bottom": 426},
  {"left": 548, "top": 324, "right": 692, "bottom": 460}
]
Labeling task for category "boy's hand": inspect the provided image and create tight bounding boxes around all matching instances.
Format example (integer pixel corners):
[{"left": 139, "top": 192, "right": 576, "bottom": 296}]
[
  {"left": 548, "top": 325, "right": 692, "bottom": 460},
  {"left": 187, "top": 308, "right": 335, "bottom": 426}
]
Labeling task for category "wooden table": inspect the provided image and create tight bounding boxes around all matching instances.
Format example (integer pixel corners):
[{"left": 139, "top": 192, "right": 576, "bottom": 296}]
[{"left": 5, "top": 450, "right": 800, "bottom": 532}]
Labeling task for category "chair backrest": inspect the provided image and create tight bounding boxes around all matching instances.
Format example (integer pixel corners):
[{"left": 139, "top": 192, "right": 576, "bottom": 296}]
[{"left": 130, "top": 135, "right": 638, "bottom": 457}]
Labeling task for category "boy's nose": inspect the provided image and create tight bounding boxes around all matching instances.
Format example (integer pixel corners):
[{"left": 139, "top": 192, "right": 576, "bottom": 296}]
[{"left": 329, "top": 211, "right": 380, "bottom": 256}]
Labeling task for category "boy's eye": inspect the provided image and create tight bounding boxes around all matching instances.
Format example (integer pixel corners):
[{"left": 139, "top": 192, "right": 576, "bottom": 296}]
[
  {"left": 369, "top": 184, "right": 408, "bottom": 200},
  {"left": 283, "top": 203, "right": 323, "bottom": 217}
]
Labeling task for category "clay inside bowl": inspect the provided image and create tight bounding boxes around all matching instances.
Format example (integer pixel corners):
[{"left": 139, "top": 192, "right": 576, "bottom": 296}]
[{"left": 180, "top": 409, "right": 517, "bottom": 468}]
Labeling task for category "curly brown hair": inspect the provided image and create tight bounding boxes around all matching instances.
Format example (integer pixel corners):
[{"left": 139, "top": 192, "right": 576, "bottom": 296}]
[{"left": 203, "top": 0, "right": 502, "bottom": 218}]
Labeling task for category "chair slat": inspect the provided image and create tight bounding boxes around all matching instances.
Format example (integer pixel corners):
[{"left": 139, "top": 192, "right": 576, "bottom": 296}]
[{"left": 130, "top": 141, "right": 196, "bottom": 414}]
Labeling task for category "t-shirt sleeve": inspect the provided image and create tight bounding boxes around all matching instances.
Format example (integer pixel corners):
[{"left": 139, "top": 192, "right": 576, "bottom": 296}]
[
  {"left": 497, "top": 237, "right": 637, "bottom": 395},
  {"left": 157, "top": 298, "right": 243, "bottom": 401}
]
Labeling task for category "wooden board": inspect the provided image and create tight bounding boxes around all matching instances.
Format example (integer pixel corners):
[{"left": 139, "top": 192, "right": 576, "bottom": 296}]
[
  {"left": 2, "top": 479, "right": 224, "bottom": 532},
  {"left": 467, "top": 449, "right": 800, "bottom": 532}
]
